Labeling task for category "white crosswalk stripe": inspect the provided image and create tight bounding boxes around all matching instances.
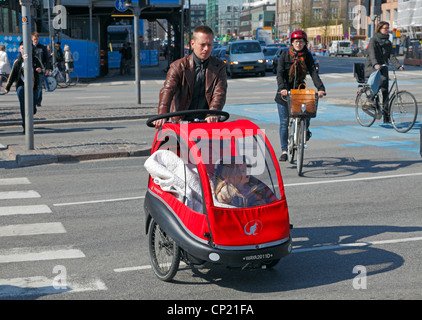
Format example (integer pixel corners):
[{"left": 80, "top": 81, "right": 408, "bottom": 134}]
[
  {"left": 0, "top": 178, "right": 30, "bottom": 185},
  {"left": 0, "top": 177, "right": 106, "bottom": 297},
  {"left": 0, "top": 276, "right": 107, "bottom": 298},
  {"left": 0, "top": 222, "right": 66, "bottom": 237},
  {"left": 0, "top": 190, "right": 41, "bottom": 200},
  {"left": 0, "top": 246, "right": 86, "bottom": 263},
  {"left": 0, "top": 205, "right": 52, "bottom": 216}
]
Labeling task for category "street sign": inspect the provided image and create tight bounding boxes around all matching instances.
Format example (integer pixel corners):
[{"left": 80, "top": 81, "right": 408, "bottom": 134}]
[
  {"left": 344, "top": 33, "right": 349, "bottom": 39},
  {"left": 115, "top": 0, "right": 128, "bottom": 12}
]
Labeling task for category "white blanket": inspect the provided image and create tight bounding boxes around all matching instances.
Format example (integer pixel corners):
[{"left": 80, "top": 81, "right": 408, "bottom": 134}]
[{"left": 144, "top": 150, "right": 203, "bottom": 212}]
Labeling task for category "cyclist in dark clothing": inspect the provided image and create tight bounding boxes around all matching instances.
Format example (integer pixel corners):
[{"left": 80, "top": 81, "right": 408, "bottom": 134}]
[
  {"left": 365, "top": 21, "right": 404, "bottom": 123},
  {"left": 274, "top": 30, "right": 325, "bottom": 162}
]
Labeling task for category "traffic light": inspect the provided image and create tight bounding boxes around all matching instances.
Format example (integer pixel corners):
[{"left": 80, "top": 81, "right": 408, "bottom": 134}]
[
  {"left": 363, "top": 0, "right": 371, "bottom": 17},
  {"left": 0, "top": 0, "right": 9, "bottom": 8}
]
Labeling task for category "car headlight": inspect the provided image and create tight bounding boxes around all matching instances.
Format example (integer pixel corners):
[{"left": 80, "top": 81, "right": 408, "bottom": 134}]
[
  {"left": 258, "top": 59, "right": 265, "bottom": 64},
  {"left": 230, "top": 61, "right": 239, "bottom": 65}
]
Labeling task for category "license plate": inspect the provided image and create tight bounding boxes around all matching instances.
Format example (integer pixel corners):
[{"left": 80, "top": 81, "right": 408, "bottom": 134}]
[{"left": 243, "top": 66, "right": 254, "bottom": 70}]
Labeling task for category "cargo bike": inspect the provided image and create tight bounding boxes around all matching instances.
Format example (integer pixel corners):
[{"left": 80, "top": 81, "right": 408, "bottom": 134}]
[{"left": 144, "top": 110, "right": 292, "bottom": 281}]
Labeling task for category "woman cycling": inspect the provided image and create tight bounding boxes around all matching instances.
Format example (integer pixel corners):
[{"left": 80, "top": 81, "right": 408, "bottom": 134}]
[
  {"left": 365, "top": 21, "right": 404, "bottom": 123},
  {"left": 274, "top": 30, "right": 325, "bottom": 162}
]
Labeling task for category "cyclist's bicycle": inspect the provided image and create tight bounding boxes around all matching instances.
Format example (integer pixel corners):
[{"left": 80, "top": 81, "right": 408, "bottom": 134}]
[
  {"left": 50, "top": 66, "right": 79, "bottom": 88},
  {"left": 285, "top": 91, "right": 320, "bottom": 176},
  {"left": 354, "top": 63, "right": 418, "bottom": 133},
  {"left": 50, "top": 65, "right": 68, "bottom": 88}
]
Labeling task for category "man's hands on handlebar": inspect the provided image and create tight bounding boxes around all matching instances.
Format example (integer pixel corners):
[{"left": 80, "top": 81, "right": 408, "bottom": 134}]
[
  {"left": 154, "top": 115, "right": 219, "bottom": 129},
  {"left": 281, "top": 89, "right": 325, "bottom": 98}
]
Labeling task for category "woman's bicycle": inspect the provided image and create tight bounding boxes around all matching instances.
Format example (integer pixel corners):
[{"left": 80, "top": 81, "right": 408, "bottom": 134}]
[
  {"left": 50, "top": 66, "right": 79, "bottom": 88},
  {"left": 354, "top": 63, "right": 418, "bottom": 133},
  {"left": 285, "top": 91, "right": 320, "bottom": 176}
]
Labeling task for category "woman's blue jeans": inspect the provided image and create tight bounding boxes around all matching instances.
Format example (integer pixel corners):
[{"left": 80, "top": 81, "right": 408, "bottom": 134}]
[{"left": 277, "top": 103, "right": 289, "bottom": 152}]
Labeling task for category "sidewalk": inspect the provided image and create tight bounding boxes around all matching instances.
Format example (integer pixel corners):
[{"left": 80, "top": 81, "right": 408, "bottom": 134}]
[{"left": 0, "top": 62, "right": 168, "bottom": 167}]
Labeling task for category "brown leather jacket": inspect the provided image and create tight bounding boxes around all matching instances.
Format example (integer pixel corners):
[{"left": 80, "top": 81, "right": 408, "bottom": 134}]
[{"left": 158, "top": 54, "right": 227, "bottom": 118}]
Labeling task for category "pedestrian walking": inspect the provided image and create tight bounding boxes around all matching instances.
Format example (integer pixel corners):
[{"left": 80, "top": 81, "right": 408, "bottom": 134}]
[
  {"left": 64, "top": 44, "right": 74, "bottom": 83},
  {"left": 0, "top": 45, "right": 11, "bottom": 92},
  {"left": 4, "top": 42, "right": 41, "bottom": 133},
  {"left": 119, "top": 42, "right": 132, "bottom": 75},
  {"left": 154, "top": 25, "right": 227, "bottom": 129},
  {"left": 32, "top": 32, "right": 51, "bottom": 106},
  {"left": 53, "top": 42, "right": 65, "bottom": 70}
]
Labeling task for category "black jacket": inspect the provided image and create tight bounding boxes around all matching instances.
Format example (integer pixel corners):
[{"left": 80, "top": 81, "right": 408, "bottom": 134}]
[
  {"left": 275, "top": 49, "right": 325, "bottom": 106},
  {"left": 5, "top": 54, "right": 41, "bottom": 91},
  {"left": 365, "top": 33, "right": 401, "bottom": 78},
  {"left": 33, "top": 43, "right": 51, "bottom": 71}
]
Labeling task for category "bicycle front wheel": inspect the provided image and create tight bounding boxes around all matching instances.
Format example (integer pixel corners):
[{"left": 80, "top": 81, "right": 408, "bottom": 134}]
[
  {"left": 288, "top": 119, "right": 296, "bottom": 164},
  {"left": 296, "top": 119, "right": 306, "bottom": 176},
  {"left": 67, "top": 70, "right": 79, "bottom": 86},
  {"left": 46, "top": 76, "right": 57, "bottom": 91},
  {"left": 355, "top": 86, "right": 376, "bottom": 127},
  {"left": 148, "top": 219, "right": 180, "bottom": 282},
  {"left": 390, "top": 91, "right": 418, "bottom": 133}
]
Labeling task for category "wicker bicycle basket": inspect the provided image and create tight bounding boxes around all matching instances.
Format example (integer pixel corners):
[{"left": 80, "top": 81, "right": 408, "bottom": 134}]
[{"left": 288, "top": 84, "right": 318, "bottom": 118}]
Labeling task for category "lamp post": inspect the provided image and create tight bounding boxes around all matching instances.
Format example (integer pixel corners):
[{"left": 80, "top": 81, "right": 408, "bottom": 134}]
[
  {"left": 125, "top": 0, "right": 145, "bottom": 105},
  {"left": 20, "top": 0, "right": 34, "bottom": 150}
]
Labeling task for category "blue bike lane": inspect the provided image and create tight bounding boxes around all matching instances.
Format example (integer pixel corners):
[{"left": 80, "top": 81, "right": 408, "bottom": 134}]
[{"left": 223, "top": 100, "right": 421, "bottom": 159}]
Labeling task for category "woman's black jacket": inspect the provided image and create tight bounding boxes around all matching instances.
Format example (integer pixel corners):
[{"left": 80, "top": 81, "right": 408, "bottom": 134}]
[{"left": 275, "top": 49, "right": 325, "bottom": 106}]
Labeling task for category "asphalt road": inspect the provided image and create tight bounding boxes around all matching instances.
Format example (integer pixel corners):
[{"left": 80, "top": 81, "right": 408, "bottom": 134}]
[{"left": 1, "top": 56, "right": 421, "bottom": 302}]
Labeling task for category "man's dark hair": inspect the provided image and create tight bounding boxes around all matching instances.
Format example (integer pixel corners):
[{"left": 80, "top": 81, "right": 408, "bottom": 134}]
[{"left": 193, "top": 25, "right": 214, "bottom": 39}]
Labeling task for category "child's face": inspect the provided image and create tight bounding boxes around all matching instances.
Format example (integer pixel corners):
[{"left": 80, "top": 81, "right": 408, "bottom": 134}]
[{"left": 233, "top": 164, "right": 249, "bottom": 187}]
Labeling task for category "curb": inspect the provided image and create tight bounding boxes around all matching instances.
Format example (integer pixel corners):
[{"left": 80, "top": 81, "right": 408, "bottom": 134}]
[
  {"left": 0, "top": 114, "right": 153, "bottom": 127},
  {"left": 11, "top": 146, "right": 152, "bottom": 167}
]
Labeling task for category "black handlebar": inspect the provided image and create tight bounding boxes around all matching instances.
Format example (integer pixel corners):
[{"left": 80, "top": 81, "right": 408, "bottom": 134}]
[{"left": 146, "top": 110, "right": 230, "bottom": 128}]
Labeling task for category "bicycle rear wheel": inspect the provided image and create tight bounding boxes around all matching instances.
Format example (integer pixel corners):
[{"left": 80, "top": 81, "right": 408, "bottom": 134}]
[
  {"left": 390, "top": 90, "right": 418, "bottom": 133},
  {"left": 296, "top": 119, "right": 305, "bottom": 176},
  {"left": 355, "top": 86, "right": 376, "bottom": 127}
]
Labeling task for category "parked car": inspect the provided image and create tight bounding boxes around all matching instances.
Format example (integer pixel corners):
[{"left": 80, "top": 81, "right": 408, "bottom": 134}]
[
  {"left": 263, "top": 47, "right": 280, "bottom": 71},
  {"left": 267, "top": 43, "right": 288, "bottom": 50},
  {"left": 328, "top": 40, "right": 352, "bottom": 57},
  {"left": 226, "top": 40, "right": 266, "bottom": 78}
]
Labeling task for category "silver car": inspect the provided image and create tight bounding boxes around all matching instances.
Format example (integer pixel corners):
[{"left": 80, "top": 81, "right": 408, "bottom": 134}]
[{"left": 226, "top": 40, "right": 266, "bottom": 78}]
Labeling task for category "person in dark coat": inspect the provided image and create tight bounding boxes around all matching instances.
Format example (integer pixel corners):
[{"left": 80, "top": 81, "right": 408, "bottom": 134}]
[
  {"left": 32, "top": 32, "right": 51, "bottom": 106},
  {"left": 4, "top": 42, "right": 41, "bottom": 133},
  {"left": 274, "top": 30, "right": 325, "bottom": 162},
  {"left": 365, "top": 21, "right": 404, "bottom": 123}
]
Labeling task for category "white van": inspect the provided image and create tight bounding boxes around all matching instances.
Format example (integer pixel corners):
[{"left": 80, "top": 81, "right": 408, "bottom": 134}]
[{"left": 328, "top": 40, "right": 352, "bottom": 57}]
